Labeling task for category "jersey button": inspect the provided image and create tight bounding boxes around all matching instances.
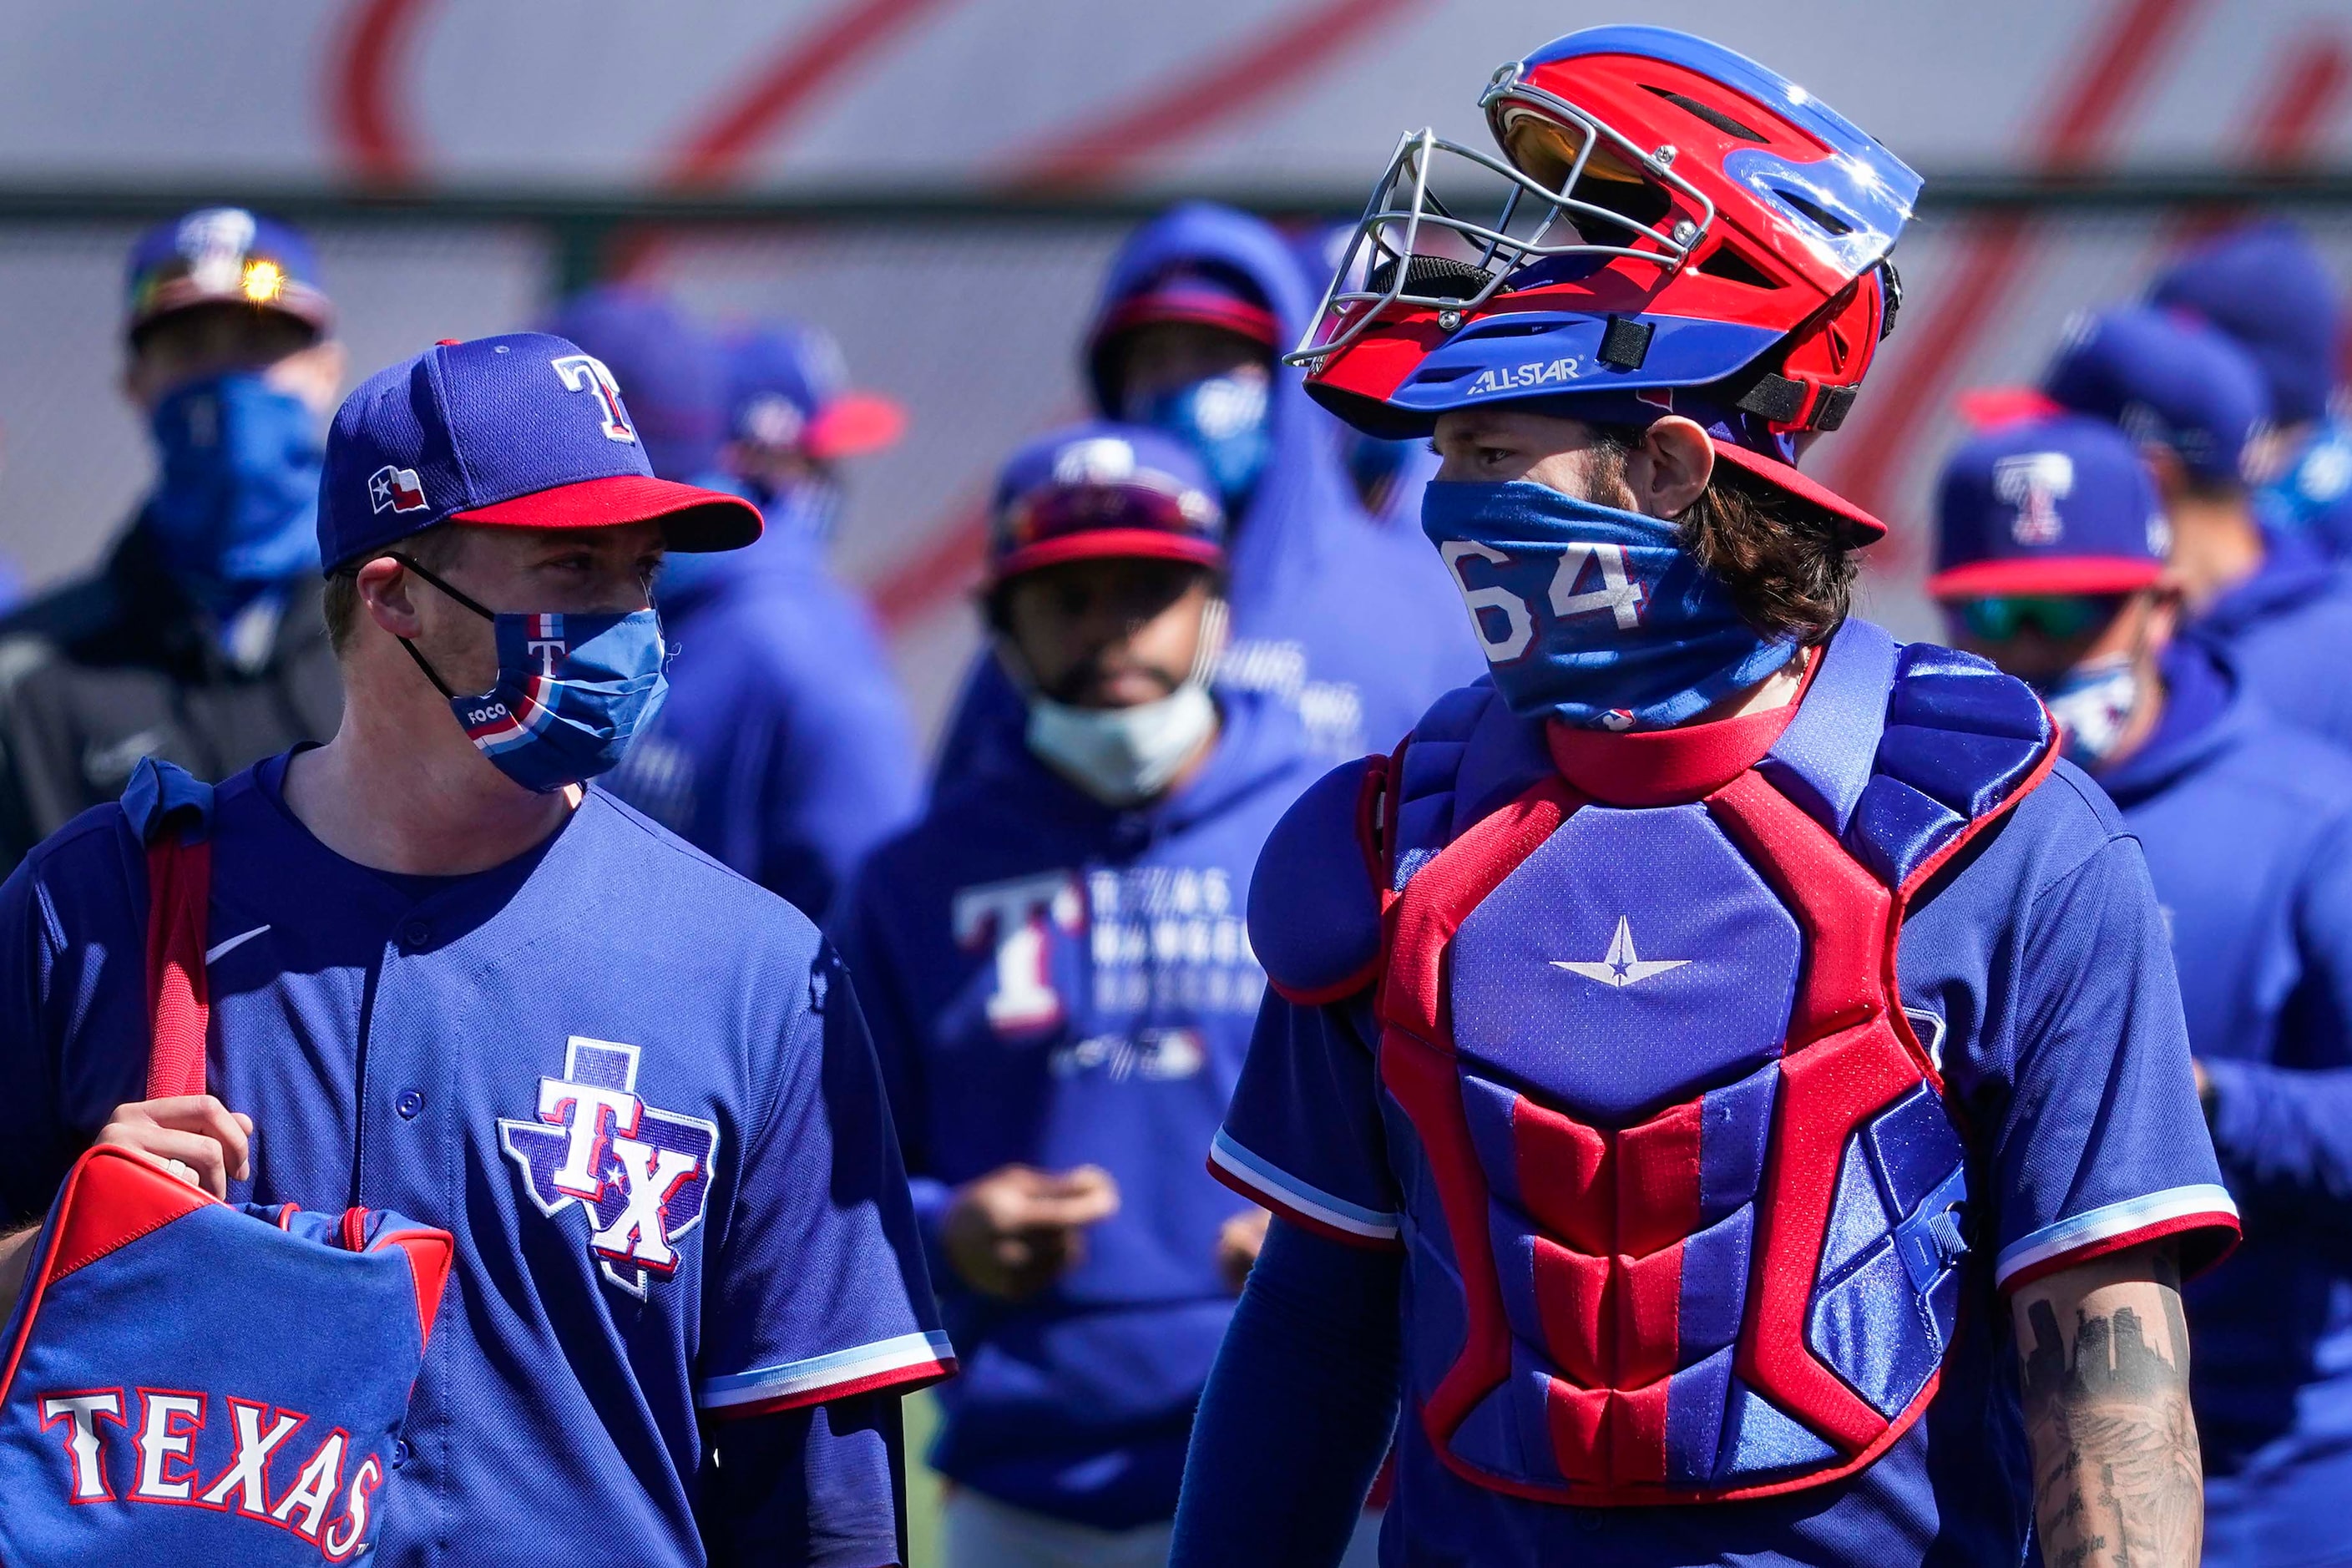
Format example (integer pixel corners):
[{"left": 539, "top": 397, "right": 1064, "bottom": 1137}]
[
  {"left": 392, "top": 1438, "right": 410, "bottom": 1469},
  {"left": 396, "top": 1090, "right": 424, "bottom": 1120},
  {"left": 398, "top": 918, "right": 432, "bottom": 951}
]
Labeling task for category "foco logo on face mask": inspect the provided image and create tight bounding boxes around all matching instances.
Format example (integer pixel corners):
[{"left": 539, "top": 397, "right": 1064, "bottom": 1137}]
[{"left": 1466, "top": 357, "right": 1584, "bottom": 397}]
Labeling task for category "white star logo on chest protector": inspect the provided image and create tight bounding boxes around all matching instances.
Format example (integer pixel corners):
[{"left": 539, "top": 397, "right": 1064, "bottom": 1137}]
[{"left": 1551, "top": 915, "right": 1691, "bottom": 989}]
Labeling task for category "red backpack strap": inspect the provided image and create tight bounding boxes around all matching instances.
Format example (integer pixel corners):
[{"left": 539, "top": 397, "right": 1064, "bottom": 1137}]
[{"left": 120, "top": 758, "right": 215, "bottom": 1101}]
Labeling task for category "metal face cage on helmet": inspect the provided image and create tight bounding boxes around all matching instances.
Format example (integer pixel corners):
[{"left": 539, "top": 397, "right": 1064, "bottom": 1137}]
[{"left": 1292, "top": 27, "right": 1921, "bottom": 445}]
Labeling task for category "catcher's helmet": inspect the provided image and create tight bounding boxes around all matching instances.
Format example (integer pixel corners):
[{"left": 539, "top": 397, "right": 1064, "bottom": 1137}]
[{"left": 1294, "top": 26, "right": 1918, "bottom": 537}]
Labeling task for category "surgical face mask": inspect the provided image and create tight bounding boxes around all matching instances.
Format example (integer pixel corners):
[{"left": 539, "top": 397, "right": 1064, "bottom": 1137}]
[
  {"left": 1025, "top": 684, "right": 1220, "bottom": 807},
  {"left": 392, "top": 555, "right": 669, "bottom": 793},
  {"left": 1420, "top": 479, "right": 1794, "bottom": 731},
  {"left": 1131, "top": 372, "right": 1272, "bottom": 510},
  {"left": 1013, "top": 596, "right": 1227, "bottom": 806},
  {"left": 2038, "top": 653, "right": 2141, "bottom": 771},
  {"left": 146, "top": 372, "right": 324, "bottom": 592}
]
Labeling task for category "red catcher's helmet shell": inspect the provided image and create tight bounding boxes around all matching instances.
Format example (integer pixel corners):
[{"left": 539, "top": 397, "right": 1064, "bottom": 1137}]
[{"left": 1295, "top": 27, "right": 1919, "bottom": 455}]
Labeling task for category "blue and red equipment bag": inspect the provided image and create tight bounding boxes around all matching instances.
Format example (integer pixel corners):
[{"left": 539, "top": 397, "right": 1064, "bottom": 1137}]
[{"left": 0, "top": 761, "right": 453, "bottom": 1564}]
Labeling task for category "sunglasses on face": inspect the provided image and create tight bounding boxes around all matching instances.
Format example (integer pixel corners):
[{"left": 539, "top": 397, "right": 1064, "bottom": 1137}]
[{"left": 1950, "top": 594, "right": 2124, "bottom": 643}]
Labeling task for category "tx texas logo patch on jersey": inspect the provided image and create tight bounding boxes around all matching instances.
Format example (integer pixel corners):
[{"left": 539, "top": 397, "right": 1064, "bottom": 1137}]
[{"left": 498, "top": 1037, "right": 718, "bottom": 1296}]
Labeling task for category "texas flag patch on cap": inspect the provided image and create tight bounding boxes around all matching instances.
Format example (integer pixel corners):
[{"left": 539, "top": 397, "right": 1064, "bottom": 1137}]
[{"left": 368, "top": 465, "right": 429, "bottom": 515}]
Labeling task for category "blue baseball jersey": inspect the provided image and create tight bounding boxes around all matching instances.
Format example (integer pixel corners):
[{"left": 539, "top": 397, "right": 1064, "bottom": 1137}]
[
  {"left": 0, "top": 755, "right": 951, "bottom": 1567},
  {"left": 2193, "top": 524, "right": 2352, "bottom": 753},
  {"left": 2096, "top": 637, "right": 2352, "bottom": 1567},
  {"left": 833, "top": 688, "right": 1320, "bottom": 1530},
  {"left": 1207, "top": 644, "right": 2233, "bottom": 1566},
  {"left": 610, "top": 514, "right": 922, "bottom": 922}
]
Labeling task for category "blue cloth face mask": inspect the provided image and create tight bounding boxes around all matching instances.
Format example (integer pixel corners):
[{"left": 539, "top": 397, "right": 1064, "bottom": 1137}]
[
  {"left": 146, "top": 372, "right": 325, "bottom": 592},
  {"left": 1420, "top": 479, "right": 1795, "bottom": 731},
  {"left": 1131, "top": 372, "right": 1272, "bottom": 509},
  {"left": 392, "top": 555, "right": 669, "bottom": 793},
  {"left": 2037, "top": 653, "right": 2141, "bottom": 771}
]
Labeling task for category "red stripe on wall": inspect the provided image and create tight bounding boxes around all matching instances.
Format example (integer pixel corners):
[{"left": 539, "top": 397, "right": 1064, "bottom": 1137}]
[
  {"left": 2172, "top": 33, "right": 2352, "bottom": 244},
  {"left": 664, "top": 0, "right": 964, "bottom": 188},
  {"left": 326, "top": 0, "right": 440, "bottom": 185},
  {"left": 996, "top": 0, "right": 1418, "bottom": 193},
  {"left": 1823, "top": 0, "right": 2210, "bottom": 524}
]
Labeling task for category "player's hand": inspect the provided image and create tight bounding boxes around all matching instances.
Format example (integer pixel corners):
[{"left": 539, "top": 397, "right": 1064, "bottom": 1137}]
[
  {"left": 1216, "top": 1206, "right": 1272, "bottom": 1294},
  {"left": 942, "top": 1163, "right": 1120, "bottom": 1301},
  {"left": 94, "top": 1096, "right": 254, "bottom": 1200}
]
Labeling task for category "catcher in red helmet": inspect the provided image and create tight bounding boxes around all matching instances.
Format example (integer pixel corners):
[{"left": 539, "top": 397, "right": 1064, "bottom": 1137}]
[{"left": 1172, "top": 27, "right": 2235, "bottom": 1568}]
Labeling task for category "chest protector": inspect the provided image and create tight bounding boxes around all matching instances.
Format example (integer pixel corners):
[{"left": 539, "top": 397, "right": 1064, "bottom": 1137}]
[{"left": 1361, "top": 623, "right": 2051, "bottom": 1506}]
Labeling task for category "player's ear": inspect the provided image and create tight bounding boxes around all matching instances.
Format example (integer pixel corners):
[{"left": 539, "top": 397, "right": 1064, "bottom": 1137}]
[
  {"left": 1626, "top": 416, "right": 1717, "bottom": 519},
  {"left": 355, "top": 556, "right": 427, "bottom": 642}
]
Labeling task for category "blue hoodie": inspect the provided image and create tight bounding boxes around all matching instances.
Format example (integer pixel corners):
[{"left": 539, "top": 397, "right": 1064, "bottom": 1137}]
[
  {"left": 609, "top": 499, "right": 922, "bottom": 921},
  {"left": 2095, "top": 635, "right": 2352, "bottom": 1568},
  {"left": 832, "top": 687, "right": 1321, "bottom": 1530},
  {"left": 933, "top": 205, "right": 1484, "bottom": 784},
  {"left": 2194, "top": 523, "right": 2352, "bottom": 756}
]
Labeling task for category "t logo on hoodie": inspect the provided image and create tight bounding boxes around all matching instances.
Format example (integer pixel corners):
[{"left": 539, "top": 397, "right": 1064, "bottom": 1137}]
[{"left": 953, "top": 871, "right": 1084, "bottom": 1032}]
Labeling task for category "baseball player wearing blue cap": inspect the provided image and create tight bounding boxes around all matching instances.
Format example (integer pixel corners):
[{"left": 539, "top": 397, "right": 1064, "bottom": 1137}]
[
  {"left": 0, "top": 333, "right": 952, "bottom": 1566},
  {"left": 0, "top": 208, "right": 347, "bottom": 872},
  {"left": 606, "top": 318, "right": 922, "bottom": 921},
  {"left": 832, "top": 422, "right": 1333, "bottom": 1566},
  {"left": 1933, "top": 413, "right": 2352, "bottom": 1568},
  {"left": 2152, "top": 221, "right": 2352, "bottom": 559},
  {"left": 2029, "top": 304, "right": 2352, "bottom": 752},
  {"left": 933, "top": 203, "right": 1485, "bottom": 788}
]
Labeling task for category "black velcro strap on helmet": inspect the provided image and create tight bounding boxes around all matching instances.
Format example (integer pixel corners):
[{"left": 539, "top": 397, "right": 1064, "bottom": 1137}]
[
  {"left": 1813, "top": 383, "right": 1860, "bottom": 432},
  {"left": 1734, "top": 373, "right": 1811, "bottom": 425},
  {"left": 1734, "top": 372, "right": 1864, "bottom": 432},
  {"left": 1597, "top": 316, "right": 1654, "bottom": 370}
]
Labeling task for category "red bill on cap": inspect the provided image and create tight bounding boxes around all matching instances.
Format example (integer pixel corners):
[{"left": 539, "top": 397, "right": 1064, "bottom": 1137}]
[{"left": 453, "top": 473, "right": 763, "bottom": 553}]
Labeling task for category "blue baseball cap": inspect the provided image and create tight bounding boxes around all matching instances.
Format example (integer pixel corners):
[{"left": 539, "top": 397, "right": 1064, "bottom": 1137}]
[
  {"left": 988, "top": 422, "right": 1226, "bottom": 585},
  {"left": 2039, "top": 305, "right": 2270, "bottom": 485},
  {"left": 2151, "top": 220, "right": 2342, "bottom": 428},
  {"left": 318, "top": 332, "right": 762, "bottom": 571},
  {"left": 124, "top": 207, "right": 331, "bottom": 342},
  {"left": 725, "top": 321, "right": 905, "bottom": 460},
  {"left": 1929, "top": 413, "right": 2171, "bottom": 599},
  {"left": 539, "top": 287, "right": 725, "bottom": 481}
]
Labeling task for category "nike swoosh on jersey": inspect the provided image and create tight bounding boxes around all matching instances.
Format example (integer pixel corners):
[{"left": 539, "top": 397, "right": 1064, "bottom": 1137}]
[{"left": 205, "top": 925, "right": 271, "bottom": 965}]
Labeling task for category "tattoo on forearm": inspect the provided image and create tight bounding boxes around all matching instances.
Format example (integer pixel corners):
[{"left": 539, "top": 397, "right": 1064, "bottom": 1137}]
[{"left": 2017, "top": 1253, "right": 2201, "bottom": 1568}]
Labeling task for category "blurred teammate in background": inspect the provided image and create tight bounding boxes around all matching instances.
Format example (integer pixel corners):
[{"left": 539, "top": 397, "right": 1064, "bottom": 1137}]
[
  {"left": 834, "top": 424, "right": 1332, "bottom": 1568},
  {"left": 0, "top": 208, "right": 344, "bottom": 870},
  {"left": 2152, "top": 220, "right": 2352, "bottom": 557},
  {"left": 1292, "top": 220, "right": 1442, "bottom": 530},
  {"left": 599, "top": 313, "right": 921, "bottom": 919},
  {"left": 1934, "top": 412, "right": 2352, "bottom": 1568},
  {"left": 933, "top": 202, "right": 1482, "bottom": 785},
  {"left": 2024, "top": 303, "right": 2352, "bottom": 750}
]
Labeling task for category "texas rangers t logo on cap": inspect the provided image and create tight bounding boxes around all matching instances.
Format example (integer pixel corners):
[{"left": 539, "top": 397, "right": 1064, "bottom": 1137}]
[
  {"left": 549, "top": 354, "right": 636, "bottom": 444},
  {"left": 366, "top": 465, "right": 427, "bottom": 515},
  {"left": 1993, "top": 451, "right": 2073, "bottom": 546}
]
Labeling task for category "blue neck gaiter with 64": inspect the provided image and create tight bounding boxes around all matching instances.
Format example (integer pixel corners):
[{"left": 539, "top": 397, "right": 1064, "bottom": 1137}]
[{"left": 1420, "top": 479, "right": 1794, "bottom": 732}]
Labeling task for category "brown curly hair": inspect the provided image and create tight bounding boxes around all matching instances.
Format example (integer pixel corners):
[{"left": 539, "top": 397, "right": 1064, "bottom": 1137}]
[{"left": 1589, "top": 427, "right": 1856, "bottom": 647}]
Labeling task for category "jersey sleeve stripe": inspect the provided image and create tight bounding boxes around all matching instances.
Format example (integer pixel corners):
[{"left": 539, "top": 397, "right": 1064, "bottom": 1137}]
[
  {"left": 1208, "top": 1129, "right": 1401, "bottom": 1244},
  {"left": 1994, "top": 1184, "right": 2241, "bottom": 1292},
  {"left": 697, "top": 1329, "right": 957, "bottom": 1414}
]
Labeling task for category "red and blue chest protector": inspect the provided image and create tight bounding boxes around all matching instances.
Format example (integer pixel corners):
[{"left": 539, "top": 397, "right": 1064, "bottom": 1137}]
[{"left": 1216, "top": 620, "right": 2243, "bottom": 1517}]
